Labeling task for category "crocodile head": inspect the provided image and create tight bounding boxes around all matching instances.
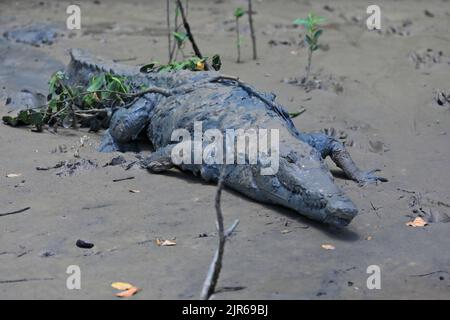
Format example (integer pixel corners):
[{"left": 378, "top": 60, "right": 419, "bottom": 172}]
[{"left": 254, "top": 152, "right": 358, "bottom": 227}]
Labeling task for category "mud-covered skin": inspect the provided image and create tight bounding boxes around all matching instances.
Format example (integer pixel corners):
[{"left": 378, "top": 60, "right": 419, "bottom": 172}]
[
  {"left": 65, "top": 49, "right": 386, "bottom": 226},
  {"left": 3, "top": 24, "right": 59, "bottom": 47}
]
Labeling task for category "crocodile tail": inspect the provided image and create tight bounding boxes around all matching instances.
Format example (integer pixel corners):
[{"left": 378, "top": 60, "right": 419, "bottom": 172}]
[{"left": 66, "top": 49, "right": 139, "bottom": 85}]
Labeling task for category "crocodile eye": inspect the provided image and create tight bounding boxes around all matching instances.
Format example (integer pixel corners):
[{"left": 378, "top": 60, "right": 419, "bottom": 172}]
[{"left": 286, "top": 151, "right": 298, "bottom": 163}]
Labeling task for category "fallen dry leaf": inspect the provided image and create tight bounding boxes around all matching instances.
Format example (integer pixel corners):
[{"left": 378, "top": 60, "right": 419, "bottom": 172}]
[
  {"left": 406, "top": 217, "right": 428, "bottom": 227},
  {"left": 6, "top": 173, "right": 22, "bottom": 178},
  {"left": 115, "top": 286, "right": 140, "bottom": 298},
  {"left": 155, "top": 238, "right": 177, "bottom": 246},
  {"left": 321, "top": 244, "right": 336, "bottom": 250},
  {"left": 129, "top": 189, "right": 140, "bottom": 193},
  {"left": 111, "top": 282, "right": 133, "bottom": 291}
]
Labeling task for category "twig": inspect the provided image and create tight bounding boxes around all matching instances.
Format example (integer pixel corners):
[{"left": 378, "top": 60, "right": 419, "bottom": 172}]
[
  {"left": 247, "top": 0, "right": 257, "bottom": 60},
  {"left": 0, "top": 277, "right": 53, "bottom": 284},
  {"left": 410, "top": 270, "right": 449, "bottom": 277},
  {"left": 211, "top": 75, "right": 295, "bottom": 127},
  {"left": 0, "top": 207, "right": 31, "bottom": 217},
  {"left": 31, "top": 87, "right": 172, "bottom": 114},
  {"left": 200, "top": 167, "right": 239, "bottom": 300},
  {"left": 175, "top": 0, "right": 210, "bottom": 70},
  {"left": 112, "top": 176, "right": 135, "bottom": 182},
  {"left": 166, "top": 0, "right": 172, "bottom": 63}
]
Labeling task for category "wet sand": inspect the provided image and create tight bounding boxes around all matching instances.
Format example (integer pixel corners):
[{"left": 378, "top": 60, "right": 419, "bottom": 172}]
[{"left": 0, "top": 0, "right": 449, "bottom": 299}]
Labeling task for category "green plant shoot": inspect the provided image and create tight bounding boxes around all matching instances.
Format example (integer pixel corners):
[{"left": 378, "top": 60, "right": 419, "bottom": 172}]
[
  {"left": 294, "top": 13, "right": 325, "bottom": 82},
  {"left": 234, "top": 7, "right": 245, "bottom": 63}
]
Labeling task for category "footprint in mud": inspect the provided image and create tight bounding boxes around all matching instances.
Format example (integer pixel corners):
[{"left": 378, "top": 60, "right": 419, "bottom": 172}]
[
  {"left": 433, "top": 89, "right": 450, "bottom": 107},
  {"left": 2, "top": 89, "right": 46, "bottom": 110},
  {"left": 282, "top": 72, "right": 345, "bottom": 94},
  {"left": 368, "top": 140, "right": 389, "bottom": 153},
  {"left": 36, "top": 159, "right": 99, "bottom": 176},
  {"left": 3, "top": 23, "right": 61, "bottom": 47},
  {"left": 378, "top": 20, "right": 413, "bottom": 37},
  {"left": 401, "top": 189, "right": 450, "bottom": 224},
  {"left": 409, "top": 48, "right": 450, "bottom": 69},
  {"left": 321, "top": 127, "right": 354, "bottom": 147},
  {"left": 315, "top": 267, "right": 356, "bottom": 298}
]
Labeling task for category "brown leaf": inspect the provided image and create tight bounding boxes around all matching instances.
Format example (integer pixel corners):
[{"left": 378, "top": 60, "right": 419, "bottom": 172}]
[
  {"left": 111, "top": 282, "right": 133, "bottom": 291},
  {"left": 406, "top": 217, "right": 428, "bottom": 227},
  {"left": 115, "top": 286, "right": 140, "bottom": 298},
  {"left": 321, "top": 244, "right": 336, "bottom": 250},
  {"left": 155, "top": 238, "right": 177, "bottom": 246}
]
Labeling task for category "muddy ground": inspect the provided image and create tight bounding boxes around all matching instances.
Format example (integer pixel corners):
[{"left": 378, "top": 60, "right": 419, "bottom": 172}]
[{"left": 0, "top": 0, "right": 449, "bottom": 299}]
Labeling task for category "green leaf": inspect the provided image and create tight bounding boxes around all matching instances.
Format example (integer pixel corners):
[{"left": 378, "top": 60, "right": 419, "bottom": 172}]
[
  {"left": 29, "top": 110, "right": 44, "bottom": 131},
  {"left": 289, "top": 108, "right": 306, "bottom": 118},
  {"left": 48, "top": 71, "right": 66, "bottom": 96},
  {"left": 313, "top": 29, "right": 323, "bottom": 40},
  {"left": 173, "top": 31, "right": 187, "bottom": 44},
  {"left": 87, "top": 74, "right": 106, "bottom": 93},
  {"left": 312, "top": 15, "right": 325, "bottom": 25},
  {"left": 293, "top": 18, "right": 309, "bottom": 26},
  {"left": 212, "top": 54, "right": 222, "bottom": 71},
  {"left": 140, "top": 62, "right": 159, "bottom": 73},
  {"left": 2, "top": 115, "right": 18, "bottom": 126},
  {"left": 234, "top": 7, "right": 245, "bottom": 18},
  {"left": 48, "top": 98, "right": 58, "bottom": 113},
  {"left": 305, "top": 34, "right": 313, "bottom": 46},
  {"left": 2, "top": 109, "right": 44, "bottom": 130}
]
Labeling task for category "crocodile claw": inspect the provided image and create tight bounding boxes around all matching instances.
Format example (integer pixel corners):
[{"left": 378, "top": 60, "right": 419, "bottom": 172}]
[{"left": 357, "top": 169, "right": 388, "bottom": 186}]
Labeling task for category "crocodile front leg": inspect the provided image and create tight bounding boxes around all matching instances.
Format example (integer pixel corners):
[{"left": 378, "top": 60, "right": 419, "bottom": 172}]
[
  {"left": 299, "top": 132, "right": 388, "bottom": 184},
  {"left": 98, "top": 95, "right": 155, "bottom": 152},
  {"left": 141, "top": 145, "right": 175, "bottom": 173}
]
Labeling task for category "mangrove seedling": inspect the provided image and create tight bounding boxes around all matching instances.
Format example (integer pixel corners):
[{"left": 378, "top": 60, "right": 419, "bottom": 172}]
[
  {"left": 234, "top": 7, "right": 245, "bottom": 63},
  {"left": 294, "top": 13, "right": 325, "bottom": 82}
]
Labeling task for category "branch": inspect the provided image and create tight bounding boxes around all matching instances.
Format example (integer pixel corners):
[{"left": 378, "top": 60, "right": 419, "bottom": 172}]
[
  {"left": 175, "top": 0, "right": 210, "bottom": 70},
  {"left": 200, "top": 167, "right": 239, "bottom": 300},
  {"left": 0, "top": 207, "right": 31, "bottom": 217},
  {"left": 210, "top": 75, "right": 294, "bottom": 125},
  {"left": 247, "top": 0, "right": 258, "bottom": 60}
]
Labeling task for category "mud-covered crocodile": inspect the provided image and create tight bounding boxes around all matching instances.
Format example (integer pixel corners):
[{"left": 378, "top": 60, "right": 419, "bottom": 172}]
[{"left": 64, "top": 49, "right": 387, "bottom": 227}]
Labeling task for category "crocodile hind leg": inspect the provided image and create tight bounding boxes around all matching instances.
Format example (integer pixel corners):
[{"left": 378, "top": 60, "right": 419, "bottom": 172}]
[{"left": 299, "top": 132, "right": 388, "bottom": 184}]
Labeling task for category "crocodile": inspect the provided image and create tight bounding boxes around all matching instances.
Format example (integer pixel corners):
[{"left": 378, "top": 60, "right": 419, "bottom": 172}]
[{"left": 64, "top": 48, "right": 387, "bottom": 227}]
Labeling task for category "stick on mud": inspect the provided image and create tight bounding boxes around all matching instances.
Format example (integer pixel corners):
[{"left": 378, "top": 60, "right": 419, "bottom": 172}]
[
  {"left": 0, "top": 207, "right": 31, "bottom": 217},
  {"left": 200, "top": 167, "right": 239, "bottom": 300}
]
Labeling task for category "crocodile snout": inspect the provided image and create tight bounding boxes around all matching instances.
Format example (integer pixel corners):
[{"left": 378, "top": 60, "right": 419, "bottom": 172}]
[{"left": 324, "top": 196, "right": 358, "bottom": 227}]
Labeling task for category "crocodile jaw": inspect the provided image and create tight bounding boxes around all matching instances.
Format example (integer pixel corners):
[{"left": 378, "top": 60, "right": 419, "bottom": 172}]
[{"left": 255, "top": 157, "right": 358, "bottom": 227}]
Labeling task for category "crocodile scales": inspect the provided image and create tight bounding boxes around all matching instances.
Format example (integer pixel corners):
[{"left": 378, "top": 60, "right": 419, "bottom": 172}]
[{"left": 65, "top": 49, "right": 387, "bottom": 227}]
